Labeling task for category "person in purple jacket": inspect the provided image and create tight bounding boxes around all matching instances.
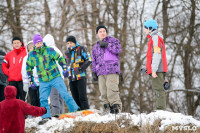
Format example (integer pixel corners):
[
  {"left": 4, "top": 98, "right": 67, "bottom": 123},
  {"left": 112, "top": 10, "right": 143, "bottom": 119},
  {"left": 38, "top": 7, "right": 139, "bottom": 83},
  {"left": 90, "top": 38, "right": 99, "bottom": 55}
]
[{"left": 92, "top": 25, "right": 122, "bottom": 114}]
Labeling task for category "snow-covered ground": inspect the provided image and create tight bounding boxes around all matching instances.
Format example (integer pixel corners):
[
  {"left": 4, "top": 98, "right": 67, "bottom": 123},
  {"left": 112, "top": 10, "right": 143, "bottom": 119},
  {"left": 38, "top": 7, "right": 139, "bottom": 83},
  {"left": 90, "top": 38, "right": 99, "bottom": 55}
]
[{"left": 25, "top": 109, "right": 200, "bottom": 133}]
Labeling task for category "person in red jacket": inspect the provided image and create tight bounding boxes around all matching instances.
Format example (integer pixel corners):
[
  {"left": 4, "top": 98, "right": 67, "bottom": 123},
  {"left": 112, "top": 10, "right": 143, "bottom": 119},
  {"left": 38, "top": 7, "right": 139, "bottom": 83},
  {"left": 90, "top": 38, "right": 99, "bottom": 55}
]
[
  {"left": 2, "top": 36, "right": 27, "bottom": 101},
  {"left": 0, "top": 85, "right": 47, "bottom": 133},
  {"left": 144, "top": 19, "right": 168, "bottom": 110}
]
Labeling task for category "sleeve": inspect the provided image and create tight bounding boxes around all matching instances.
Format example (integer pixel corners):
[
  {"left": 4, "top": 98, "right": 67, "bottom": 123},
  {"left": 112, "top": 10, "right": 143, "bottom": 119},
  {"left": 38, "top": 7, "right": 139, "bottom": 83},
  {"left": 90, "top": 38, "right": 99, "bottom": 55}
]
[
  {"left": 80, "top": 47, "right": 92, "bottom": 71},
  {"left": 53, "top": 47, "right": 64, "bottom": 78},
  {"left": 151, "top": 35, "right": 162, "bottom": 72},
  {"left": 26, "top": 54, "right": 34, "bottom": 77},
  {"left": 21, "top": 56, "right": 29, "bottom": 83},
  {"left": 21, "top": 101, "right": 46, "bottom": 116},
  {"left": 2, "top": 54, "right": 9, "bottom": 76},
  {"left": 92, "top": 47, "right": 96, "bottom": 73},
  {"left": 50, "top": 48, "right": 67, "bottom": 69},
  {"left": 106, "top": 38, "right": 121, "bottom": 55}
]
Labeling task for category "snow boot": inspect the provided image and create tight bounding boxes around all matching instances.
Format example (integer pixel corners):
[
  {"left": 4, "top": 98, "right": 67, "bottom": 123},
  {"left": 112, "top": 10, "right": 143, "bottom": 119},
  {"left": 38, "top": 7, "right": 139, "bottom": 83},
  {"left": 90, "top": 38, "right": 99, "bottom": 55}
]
[
  {"left": 110, "top": 104, "right": 120, "bottom": 114},
  {"left": 102, "top": 104, "right": 110, "bottom": 115},
  {"left": 38, "top": 117, "right": 51, "bottom": 125}
]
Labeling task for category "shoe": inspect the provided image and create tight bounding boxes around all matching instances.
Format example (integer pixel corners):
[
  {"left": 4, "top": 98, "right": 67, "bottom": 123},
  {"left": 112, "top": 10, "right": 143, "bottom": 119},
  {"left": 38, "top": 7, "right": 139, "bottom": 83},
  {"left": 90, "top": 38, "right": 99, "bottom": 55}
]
[
  {"left": 110, "top": 104, "right": 121, "bottom": 114},
  {"left": 102, "top": 104, "right": 110, "bottom": 115},
  {"left": 52, "top": 114, "right": 59, "bottom": 118},
  {"left": 38, "top": 117, "right": 51, "bottom": 125},
  {"left": 25, "top": 115, "right": 28, "bottom": 119}
]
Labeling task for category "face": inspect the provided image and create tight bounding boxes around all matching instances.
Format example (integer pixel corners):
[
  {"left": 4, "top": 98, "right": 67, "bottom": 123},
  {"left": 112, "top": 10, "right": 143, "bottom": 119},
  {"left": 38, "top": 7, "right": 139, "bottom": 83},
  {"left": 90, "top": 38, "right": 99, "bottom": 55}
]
[
  {"left": 144, "top": 28, "right": 149, "bottom": 34},
  {"left": 67, "top": 41, "right": 76, "bottom": 48},
  {"left": 27, "top": 43, "right": 34, "bottom": 52},
  {"left": 13, "top": 40, "right": 22, "bottom": 49},
  {"left": 97, "top": 28, "right": 107, "bottom": 40},
  {"left": 35, "top": 42, "right": 43, "bottom": 49}
]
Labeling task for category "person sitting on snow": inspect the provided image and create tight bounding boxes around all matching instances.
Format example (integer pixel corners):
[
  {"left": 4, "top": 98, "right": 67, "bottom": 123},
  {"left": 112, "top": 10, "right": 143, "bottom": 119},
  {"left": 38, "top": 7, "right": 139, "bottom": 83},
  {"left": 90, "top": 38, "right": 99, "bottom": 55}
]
[
  {"left": 0, "top": 85, "right": 47, "bottom": 133},
  {"left": 26, "top": 34, "right": 79, "bottom": 125}
]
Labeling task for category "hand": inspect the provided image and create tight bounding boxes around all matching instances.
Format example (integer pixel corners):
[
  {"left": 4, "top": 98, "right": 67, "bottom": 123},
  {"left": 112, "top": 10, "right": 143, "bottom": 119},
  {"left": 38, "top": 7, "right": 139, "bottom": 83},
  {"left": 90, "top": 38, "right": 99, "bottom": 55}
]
[
  {"left": 92, "top": 72, "right": 98, "bottom": 81},
  {"left": 152, "top": 72, "right": 158, "bottom": 78},
  {"left": 74, "top": 68, "right": 82, "bottom": 75},
  {"left": 28, "top": 76, "right": 37, "bottom": 90},
  {"left": 100, "top": 41, "right": 108, "bottom": 48},
  {"left": 23, "top": 83, "right": 29, "bottom": 92},
  {"left": 63, "top": 68, "right": 69, "bottom": 78}
]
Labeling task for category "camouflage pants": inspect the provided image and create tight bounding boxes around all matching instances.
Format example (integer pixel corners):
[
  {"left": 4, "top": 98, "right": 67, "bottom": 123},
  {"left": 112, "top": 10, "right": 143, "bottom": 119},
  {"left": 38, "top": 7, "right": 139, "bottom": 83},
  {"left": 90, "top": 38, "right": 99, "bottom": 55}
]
[{"left": 152, "top": 72, "right": 166, "bottom": 110}]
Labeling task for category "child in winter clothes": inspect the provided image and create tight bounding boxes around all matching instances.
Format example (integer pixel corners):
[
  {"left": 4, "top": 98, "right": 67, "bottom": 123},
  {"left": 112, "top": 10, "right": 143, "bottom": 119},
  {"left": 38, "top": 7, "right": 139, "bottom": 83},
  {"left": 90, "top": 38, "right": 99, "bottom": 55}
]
[
  {"left": 43, "top": 34, "right": 65, "bottom": 116},
  {"left": 65, "top": 35, "right": 92, "bottom": 110},
  {"left": 21, "top": 41, "right": 40, "bottom": 106},
  {"left": 144, "top": 19, "right": 168, "bottom": 110},
  {"left": 26, "top": 34, "right": 79, "bottom": 125},
  {"left": 2, "top": 36, "right": 27, "bottom": 101},
  {"left": 92, "top": 25, "right": 122, "bottom": 114},
  {"left": 0, "top": 85, "right": 46, "bottom": 133}
]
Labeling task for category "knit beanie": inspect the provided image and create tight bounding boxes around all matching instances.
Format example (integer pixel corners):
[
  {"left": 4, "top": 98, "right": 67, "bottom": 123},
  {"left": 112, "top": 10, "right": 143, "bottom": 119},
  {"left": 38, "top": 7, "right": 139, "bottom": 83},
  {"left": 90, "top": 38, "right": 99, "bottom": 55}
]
[
  {"left": 33, "top": 34, "right": 43, "bottom": 45},
  {"left": 96, "top": 25, "right": 107, "bottom": 34},
  {"left": 66, "top": 36, "right": 76, "bottom": 44},
  {"left": 12, "top": 36, "right": 22, "bottom": 43}
]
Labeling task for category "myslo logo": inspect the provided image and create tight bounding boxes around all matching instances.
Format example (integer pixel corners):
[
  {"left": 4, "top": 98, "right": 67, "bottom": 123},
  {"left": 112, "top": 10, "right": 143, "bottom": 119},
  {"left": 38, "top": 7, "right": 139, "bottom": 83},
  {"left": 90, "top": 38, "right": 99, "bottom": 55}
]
[{"left": 172, "top": 125, "right": 197, "bottom": 131}]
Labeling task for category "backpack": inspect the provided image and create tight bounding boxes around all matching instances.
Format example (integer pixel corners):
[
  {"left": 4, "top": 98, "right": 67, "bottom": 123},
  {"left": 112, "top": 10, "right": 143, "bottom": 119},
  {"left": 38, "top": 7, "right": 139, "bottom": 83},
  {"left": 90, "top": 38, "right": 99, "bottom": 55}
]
[{"left": 0, "top": 55, "right": 8, "bottom": 86}]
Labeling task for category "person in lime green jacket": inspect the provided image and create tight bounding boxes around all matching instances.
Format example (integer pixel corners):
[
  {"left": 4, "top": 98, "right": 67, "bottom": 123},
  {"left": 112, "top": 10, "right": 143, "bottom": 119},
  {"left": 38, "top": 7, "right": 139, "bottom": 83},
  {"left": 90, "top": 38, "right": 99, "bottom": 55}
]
[{"left": 26, "top": 34, "right": 79, "bottom": 125}]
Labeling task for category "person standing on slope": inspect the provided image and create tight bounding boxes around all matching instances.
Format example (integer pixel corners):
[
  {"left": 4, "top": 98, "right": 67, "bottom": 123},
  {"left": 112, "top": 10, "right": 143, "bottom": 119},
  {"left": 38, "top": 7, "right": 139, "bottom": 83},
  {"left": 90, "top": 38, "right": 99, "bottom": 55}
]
[
  {"left": 65, "top": 35, "right": 92, "bottom": 110},
  {"left": 43, "top": 34, "right": 65, "bottom": 117},
  {"left": 144, "top": 19, "right": 168, "bottom": 110},
  {"left": 2, "top": 36, "right": 27, "bottom": 101},
  {"left": 26, "top": 34, "right": 79, "bottom": 125},
  {"left": 92, "top": 25, "right": 122, "bottom": 114}
]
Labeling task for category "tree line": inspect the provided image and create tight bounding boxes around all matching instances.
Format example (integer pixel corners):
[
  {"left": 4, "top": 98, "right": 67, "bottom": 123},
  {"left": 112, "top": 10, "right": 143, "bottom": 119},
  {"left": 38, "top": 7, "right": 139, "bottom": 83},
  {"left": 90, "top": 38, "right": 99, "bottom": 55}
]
[{"left": 0, "top": 0, "right": 200, "bottom": 117}]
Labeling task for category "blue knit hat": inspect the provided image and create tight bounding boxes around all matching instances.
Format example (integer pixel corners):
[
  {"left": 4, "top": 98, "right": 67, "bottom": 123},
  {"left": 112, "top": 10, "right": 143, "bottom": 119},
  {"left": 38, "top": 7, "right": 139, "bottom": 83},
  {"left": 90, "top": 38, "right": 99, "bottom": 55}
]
[{"left": 144, "top": 19, "right": 158, "bottom": 30}]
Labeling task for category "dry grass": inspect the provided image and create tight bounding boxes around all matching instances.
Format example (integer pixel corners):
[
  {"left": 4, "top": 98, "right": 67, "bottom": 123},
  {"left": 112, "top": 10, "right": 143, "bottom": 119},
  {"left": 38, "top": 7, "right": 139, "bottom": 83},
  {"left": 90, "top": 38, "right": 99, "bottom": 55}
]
[{"left": 25, "top": 116, "right": 200, "bottom": 133}]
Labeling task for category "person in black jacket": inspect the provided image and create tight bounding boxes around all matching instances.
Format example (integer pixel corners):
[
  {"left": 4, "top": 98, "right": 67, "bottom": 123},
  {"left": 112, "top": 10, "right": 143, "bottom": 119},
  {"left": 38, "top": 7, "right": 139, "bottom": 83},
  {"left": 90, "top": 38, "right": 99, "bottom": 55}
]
[
  {"left": 65, "top": 36, "right": 92, "bottom": 110},
  {"left": 0, "top": 50, "right": 7, "bottom": 102}
]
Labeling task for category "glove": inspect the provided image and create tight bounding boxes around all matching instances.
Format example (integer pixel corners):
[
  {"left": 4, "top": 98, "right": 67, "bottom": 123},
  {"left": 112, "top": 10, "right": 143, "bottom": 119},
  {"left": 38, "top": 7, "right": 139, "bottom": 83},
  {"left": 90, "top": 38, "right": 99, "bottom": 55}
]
[
  {"left": 92, "top": 72, "right": 98, "bottom": 81},
  {"left": 140, "top": 68, "right": 147, "bottom": 74},
  {"left": 163, "top": 81, "right": 170, "bottom": 90},
  {"left": 100, "top": 41, "right": 108, "bottom": 48},
  {"left": 63, "top": 66, "right": 69, "bottom": 78},
  {"left": 74, "top": 68, "right": 82, "bottom": 75},
  {"left": 28, "top": 76, "right": 37, "bottom": 90},
  {"left": 23, "top": 83, "right": 29, "bottom": 92}
]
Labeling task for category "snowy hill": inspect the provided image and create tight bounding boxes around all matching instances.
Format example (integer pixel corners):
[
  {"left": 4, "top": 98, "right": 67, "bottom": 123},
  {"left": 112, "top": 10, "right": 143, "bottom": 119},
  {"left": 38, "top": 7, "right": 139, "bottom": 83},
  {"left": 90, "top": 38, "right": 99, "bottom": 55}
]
[{"left": 25, "top": 110, "right": 200, "bottom": 133}]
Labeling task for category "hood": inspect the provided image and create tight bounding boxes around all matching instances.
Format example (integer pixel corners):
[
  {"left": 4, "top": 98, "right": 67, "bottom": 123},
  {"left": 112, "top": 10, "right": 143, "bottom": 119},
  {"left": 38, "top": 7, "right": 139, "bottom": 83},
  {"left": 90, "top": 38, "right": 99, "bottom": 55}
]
[
  {"left": 71, "top": 42, "right": 80, "bottom": 49},
  {"left": 24, "top": 41, "right": 33, "bottom": 53},
  {"left": 4, "top": 86, "right": 17, "bottom": 99},
  {"left": 13, "top": 45, "right": 26, "bottom": 54},
  {"left": 43, "top": 34, "right": 56, "bottom": 47},
  {"left": 148, "top": 30, "right": 164, "bottom": 39}
]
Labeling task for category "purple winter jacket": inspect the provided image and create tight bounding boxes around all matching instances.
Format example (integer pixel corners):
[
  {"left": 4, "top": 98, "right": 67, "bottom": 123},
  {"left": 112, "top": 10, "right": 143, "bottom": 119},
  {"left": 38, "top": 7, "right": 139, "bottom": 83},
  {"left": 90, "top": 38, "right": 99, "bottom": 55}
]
[{"left": 92, "top": 36, "right": 121, "bottom": 76}]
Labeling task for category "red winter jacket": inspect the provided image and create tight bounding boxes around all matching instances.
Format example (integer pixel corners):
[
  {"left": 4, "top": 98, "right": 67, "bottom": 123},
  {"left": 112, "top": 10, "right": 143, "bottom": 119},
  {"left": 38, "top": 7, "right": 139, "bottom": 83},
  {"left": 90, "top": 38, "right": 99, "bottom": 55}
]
[
  {"left": 2, "top": 46, "right": 27, "bottom": 82},
  {"left": 0, "top": 86, "right": 46, "bottom": 133},
  {"left": 146, "top": 34, "right": 167, "bottom": 75}
]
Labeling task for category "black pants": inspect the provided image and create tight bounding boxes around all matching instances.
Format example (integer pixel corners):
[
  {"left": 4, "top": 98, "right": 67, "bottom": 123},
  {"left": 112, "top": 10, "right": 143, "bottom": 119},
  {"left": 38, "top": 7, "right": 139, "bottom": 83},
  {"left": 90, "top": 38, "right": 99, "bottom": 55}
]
[
  {"left": 0, "top": 85, "right": 5, "bottom": 102},
  {"left": 69, "top": 78, "right": 89, "bottom": 110},
  {"left": 9, "top": 81, "right": 26, "bottom": 101},
  {"left": 29, "top": 86, "right": 40, "bottom": 107}
]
